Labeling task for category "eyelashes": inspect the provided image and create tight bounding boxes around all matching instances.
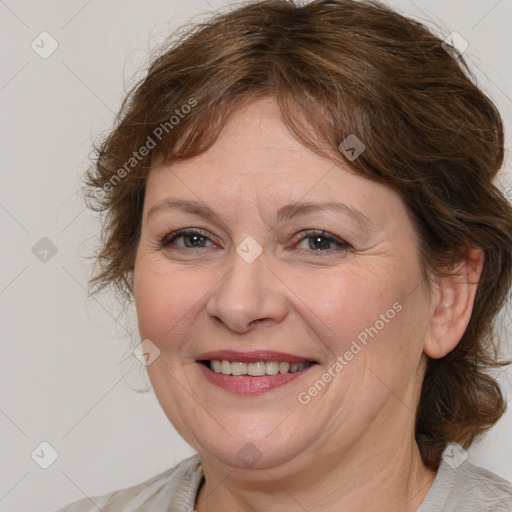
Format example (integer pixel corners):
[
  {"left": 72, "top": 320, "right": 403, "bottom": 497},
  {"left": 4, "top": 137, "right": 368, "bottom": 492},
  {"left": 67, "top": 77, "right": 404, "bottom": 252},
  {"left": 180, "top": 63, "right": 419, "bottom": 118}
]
[
  {"left": 159, "top": 228, "right": 352, "bottom": 256},
  {"left": 160, "top": 228, "right": 216, "bottom": 250}
]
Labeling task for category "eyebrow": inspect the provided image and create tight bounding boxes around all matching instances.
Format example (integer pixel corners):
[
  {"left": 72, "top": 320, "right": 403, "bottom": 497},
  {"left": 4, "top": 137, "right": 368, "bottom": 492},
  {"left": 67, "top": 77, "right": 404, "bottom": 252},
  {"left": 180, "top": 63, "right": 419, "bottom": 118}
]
[{"left": 147, "top": 199, "right": 372, "bottom": 230}]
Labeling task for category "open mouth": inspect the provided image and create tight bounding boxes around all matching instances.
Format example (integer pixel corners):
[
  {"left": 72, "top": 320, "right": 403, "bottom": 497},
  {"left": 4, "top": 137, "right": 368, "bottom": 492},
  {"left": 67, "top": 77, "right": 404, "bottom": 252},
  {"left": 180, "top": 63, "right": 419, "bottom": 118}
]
[{"left": 200, "top": 360, "right": 317, "bottom": 376}]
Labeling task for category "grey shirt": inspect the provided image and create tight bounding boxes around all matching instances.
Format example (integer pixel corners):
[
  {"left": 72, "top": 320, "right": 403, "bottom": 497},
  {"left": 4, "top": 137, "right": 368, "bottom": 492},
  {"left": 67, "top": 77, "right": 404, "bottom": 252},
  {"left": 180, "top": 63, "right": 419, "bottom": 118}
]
[{"left": 53, "top": 453, "right": 512, "bottom": 512}]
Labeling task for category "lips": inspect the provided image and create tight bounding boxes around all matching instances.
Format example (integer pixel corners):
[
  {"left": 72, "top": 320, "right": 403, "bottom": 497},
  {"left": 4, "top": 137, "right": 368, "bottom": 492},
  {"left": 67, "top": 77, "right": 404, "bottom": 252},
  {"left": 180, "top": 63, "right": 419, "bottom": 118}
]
[{"left": 195, "top": 350, "right": 318, "bottom": 395}]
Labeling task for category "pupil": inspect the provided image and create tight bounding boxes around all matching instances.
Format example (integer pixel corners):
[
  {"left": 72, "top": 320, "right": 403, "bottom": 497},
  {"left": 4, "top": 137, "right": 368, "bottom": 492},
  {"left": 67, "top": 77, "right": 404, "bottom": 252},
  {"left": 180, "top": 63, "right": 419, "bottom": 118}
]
[
  {"left": 311, "top": 236, "right": 328, "bottom": 250},
  {"left": 187, "top": 235, "right": 204, "bottom": 247}
]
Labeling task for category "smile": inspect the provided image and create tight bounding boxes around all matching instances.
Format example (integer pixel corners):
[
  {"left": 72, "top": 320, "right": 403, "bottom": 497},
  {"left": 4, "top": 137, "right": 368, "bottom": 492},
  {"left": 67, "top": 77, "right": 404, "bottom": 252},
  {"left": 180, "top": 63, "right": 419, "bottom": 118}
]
[
  {"left": 197, "top": 359, "right": 318, "bottom": 395},
  {"left": 205, "top": 360, "right": 315, "bottom": 376}
]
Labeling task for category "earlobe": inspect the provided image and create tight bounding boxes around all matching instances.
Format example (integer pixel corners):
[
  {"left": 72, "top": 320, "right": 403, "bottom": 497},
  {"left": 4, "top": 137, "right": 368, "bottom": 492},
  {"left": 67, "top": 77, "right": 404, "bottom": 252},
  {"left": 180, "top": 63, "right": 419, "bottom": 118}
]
[{"left": 424, "top": 248, "right": 484, "bottom": 359}]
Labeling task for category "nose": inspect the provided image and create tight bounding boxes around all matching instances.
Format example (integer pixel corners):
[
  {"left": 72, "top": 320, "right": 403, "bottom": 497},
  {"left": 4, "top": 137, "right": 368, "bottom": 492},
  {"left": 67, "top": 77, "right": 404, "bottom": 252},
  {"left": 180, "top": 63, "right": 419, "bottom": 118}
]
[{"left": 205, "top": 248, "right": 288, "bottom": 334}]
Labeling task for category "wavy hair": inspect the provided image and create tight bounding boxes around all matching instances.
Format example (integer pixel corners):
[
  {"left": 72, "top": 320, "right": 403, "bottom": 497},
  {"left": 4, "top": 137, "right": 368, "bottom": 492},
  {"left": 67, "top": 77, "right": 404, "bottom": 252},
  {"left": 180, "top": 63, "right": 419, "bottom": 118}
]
[{"left": 83, "top": 0, "right": 512, "bottom": 470}]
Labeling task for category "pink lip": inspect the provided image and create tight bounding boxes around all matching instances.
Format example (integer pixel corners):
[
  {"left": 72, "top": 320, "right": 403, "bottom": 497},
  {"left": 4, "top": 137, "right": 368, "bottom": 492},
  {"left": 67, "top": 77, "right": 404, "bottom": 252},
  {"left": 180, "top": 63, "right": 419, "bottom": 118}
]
[
  {"left": 196, "top": 361, "right": 317, "bottom": 395},
  {"left": 196, "top": 350, "right": 315, "bottom": 364}
]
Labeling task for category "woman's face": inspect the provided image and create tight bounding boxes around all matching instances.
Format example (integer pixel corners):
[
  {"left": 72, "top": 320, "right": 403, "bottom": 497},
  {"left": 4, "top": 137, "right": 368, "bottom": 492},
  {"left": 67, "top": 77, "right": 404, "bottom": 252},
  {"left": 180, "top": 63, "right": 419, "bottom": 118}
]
[{"left": 133, "top": 97, "right": 435, "bottom": 471}]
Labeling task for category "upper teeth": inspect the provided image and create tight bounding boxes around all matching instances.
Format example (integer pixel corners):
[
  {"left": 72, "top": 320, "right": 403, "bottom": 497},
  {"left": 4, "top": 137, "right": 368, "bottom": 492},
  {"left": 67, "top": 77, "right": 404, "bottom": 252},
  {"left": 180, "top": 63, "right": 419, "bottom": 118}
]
[{"left": 209, "top": 360, "right": 312, "bottom": 376}]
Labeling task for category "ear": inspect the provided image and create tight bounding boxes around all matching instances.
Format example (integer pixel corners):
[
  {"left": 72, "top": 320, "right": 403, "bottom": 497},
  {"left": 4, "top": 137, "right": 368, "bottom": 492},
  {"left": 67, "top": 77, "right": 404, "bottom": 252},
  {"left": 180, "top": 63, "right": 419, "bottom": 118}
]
[{"left": 423, "top": 248, "right": 485, "bottom": 359}]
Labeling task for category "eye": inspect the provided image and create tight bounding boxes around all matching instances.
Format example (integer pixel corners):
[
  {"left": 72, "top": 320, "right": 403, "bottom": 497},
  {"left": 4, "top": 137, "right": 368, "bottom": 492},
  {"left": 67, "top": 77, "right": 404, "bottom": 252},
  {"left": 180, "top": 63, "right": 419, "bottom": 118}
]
[
  {"left": 292, "top": 230, "right": 352, "bottom": 255},
  {"left": 160, "top": 229, "right": 217, "bottom": 249},
  {"left": 160, "top": 228, "right": 351, "bottom": 255}
]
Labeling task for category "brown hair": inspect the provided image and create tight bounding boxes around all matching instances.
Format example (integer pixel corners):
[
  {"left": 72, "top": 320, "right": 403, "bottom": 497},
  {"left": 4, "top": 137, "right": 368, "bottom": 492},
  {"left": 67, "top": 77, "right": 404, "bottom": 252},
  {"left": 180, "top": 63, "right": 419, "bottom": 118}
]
[{"left": 84, "top": 0, "right": 512, "bottom": 470}]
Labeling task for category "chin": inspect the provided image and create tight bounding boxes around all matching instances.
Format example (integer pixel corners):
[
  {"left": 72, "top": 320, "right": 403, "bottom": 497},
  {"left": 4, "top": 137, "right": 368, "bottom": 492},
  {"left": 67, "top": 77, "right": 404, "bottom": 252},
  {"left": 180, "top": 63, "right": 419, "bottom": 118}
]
[{"left": 192, "top": 422, "right": 312, "bottom": 471}]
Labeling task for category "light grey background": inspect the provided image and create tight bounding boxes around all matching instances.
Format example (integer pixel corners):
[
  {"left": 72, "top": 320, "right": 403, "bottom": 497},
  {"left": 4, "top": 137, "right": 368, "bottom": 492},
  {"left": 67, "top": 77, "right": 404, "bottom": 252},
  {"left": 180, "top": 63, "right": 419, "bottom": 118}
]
[{"left": 0, "top": 0, "right": 511, "bottom": 510}]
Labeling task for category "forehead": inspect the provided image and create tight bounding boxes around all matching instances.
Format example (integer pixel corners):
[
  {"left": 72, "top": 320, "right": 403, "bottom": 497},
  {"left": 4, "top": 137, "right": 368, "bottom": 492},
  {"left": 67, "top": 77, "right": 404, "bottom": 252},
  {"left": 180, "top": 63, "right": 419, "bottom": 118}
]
[
  {"left": 144, "top": 97, "right": 407, "bottom": 229},
  {"left": 152, "top": 97, "right": 321, "bottom": 176}
]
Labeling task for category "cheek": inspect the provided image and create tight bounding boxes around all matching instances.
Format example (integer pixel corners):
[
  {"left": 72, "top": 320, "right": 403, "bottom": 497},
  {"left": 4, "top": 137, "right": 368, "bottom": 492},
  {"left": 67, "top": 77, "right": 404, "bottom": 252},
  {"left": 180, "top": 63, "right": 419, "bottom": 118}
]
[
  {"left": 312, "top": 261, "right": 427, "bottom": 372},
  {"left": 310, "top": 270, "right": 397, "bottom": 345},
  {"left": 133, "top": 257, "right": 206, "bottom": 343},
  {"left": 133, "top": 244, "right": 427, "bottom": 366}
]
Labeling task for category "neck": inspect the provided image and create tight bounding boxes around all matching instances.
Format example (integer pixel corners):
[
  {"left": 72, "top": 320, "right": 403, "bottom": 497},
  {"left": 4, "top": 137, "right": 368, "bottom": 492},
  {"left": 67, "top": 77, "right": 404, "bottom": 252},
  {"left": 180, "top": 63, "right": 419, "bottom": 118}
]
[{"left": 194, "top": 430, "right": 437, "bottom": 512}]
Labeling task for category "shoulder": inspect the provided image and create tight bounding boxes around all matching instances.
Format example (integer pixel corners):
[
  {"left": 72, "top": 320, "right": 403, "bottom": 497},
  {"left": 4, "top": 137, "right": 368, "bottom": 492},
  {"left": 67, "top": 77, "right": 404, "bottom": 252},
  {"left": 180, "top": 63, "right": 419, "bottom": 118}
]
[
  {"left": 419, "top": 456, "right": 512, "bottom": 512},
  {"left": 51, "top": 454, "right": 203, "bottom": 512}
]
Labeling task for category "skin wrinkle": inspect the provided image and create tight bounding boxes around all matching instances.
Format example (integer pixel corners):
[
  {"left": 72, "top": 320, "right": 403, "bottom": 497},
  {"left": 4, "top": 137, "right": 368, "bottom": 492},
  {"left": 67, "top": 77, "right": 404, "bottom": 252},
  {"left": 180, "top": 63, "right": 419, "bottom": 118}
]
[{"left": 130, "top": 98, "right": 474, "bottom": 512}]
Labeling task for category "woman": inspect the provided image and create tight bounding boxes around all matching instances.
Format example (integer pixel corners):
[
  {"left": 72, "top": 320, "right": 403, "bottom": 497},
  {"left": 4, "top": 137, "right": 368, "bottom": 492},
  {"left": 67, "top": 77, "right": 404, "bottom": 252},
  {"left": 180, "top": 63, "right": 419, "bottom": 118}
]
[{"left": 55, "top": 0, "right": 512, "bottom": 510}]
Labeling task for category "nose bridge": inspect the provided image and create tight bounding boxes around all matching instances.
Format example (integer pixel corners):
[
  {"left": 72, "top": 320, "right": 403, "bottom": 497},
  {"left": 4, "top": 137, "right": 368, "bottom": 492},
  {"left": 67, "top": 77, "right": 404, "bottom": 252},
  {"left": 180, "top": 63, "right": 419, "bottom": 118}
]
[{"left": 205, "top": 242, "right": 287, "bottom": 332}]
